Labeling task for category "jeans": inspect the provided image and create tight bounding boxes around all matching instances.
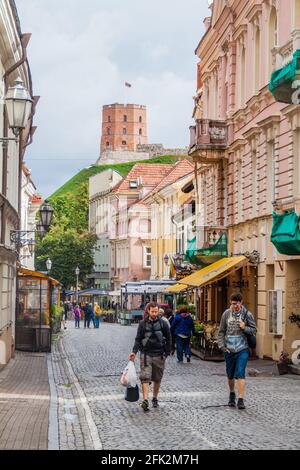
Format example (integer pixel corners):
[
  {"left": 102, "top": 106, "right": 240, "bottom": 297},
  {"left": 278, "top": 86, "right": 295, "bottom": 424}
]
[
  {"left": 176, "top": 336, "right": 191, "bottom": 362},
  {"left": 224, "top": 348, "right": 249, "bottom": 380},
  {"left": 84, "top": 317, "right": 91, "bottom": 328},
  {"left": 75, "top": 318, "right": 80, "bottom": 328},
  {"left": 94, "top": 317, "right": 100, "bottom": 328}
]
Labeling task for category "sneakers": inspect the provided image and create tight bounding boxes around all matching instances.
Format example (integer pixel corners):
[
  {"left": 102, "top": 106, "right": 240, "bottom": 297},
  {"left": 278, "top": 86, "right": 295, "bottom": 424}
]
[
  {"left": 228, "top": 392, "right": 236, "bottom": 407},
  {"left": 237, "top": 398, "right": 246, "bottom": 410},
  {"left": 141, "top": 400, "right": 149, "bottom": 412},
  {"left": 187, "top": 357, "right": 191, "bottom": 363},
  {"left": 152, "top": 398, "right": 159, "bottom": 408}
]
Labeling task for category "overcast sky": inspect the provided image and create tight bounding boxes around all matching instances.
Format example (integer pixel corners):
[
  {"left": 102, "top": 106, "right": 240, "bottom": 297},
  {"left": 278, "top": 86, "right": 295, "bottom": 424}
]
[{"left": 16, "top": 0, "right": 209, "bottom": 197}]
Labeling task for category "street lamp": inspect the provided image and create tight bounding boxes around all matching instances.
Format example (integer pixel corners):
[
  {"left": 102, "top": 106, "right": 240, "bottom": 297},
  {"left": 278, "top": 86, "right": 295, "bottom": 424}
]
[
  {"left": 11, "top": 200, "right": 54, "bottom": 260},
  {"left": 46, "top": 258, "right": 52, "bottom": 274},
  {"left": 39, "top": 200, "right": 54, "bottom": 233},
  {"left": 75, "top": 267, "right": 80, "bottom": 304},
  {"left": 4, "top": 77, "right": 33, "bottom": 139}
]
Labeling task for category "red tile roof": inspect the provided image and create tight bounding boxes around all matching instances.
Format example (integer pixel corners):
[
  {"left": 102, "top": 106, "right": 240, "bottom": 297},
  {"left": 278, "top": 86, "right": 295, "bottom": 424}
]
[{"left": 112, "top": 164, "right": 173, "bottom": 194}]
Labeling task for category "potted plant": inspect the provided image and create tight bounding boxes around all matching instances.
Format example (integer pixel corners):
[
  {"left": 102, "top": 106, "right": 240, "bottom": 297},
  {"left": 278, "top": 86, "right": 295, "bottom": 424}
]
[{"left": 277, "top": 351, "right": 291, "bottom": 375}]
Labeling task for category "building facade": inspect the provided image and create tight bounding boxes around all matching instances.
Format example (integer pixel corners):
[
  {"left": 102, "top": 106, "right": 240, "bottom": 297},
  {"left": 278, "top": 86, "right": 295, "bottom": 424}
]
[
  {"left": 20, "top": 165, "right": 41, "bottom": 270},
  {"left": 0, "top": 0, "right": 35, "bottom": 367},
  {"left": 88, "top": 169, "right": 123, "bottom": 289},
  {"left": 190, "top": 0, "right": 300, "bottom": 360}
]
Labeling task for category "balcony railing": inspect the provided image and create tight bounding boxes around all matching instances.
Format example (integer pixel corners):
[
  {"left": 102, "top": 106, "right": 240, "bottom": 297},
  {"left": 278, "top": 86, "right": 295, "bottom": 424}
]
[
  {"left": 196, "top": 226, "right": 228, "bottom": 248},
  {"left": 189, "top": 119, "right": 228, "bottom": 151}
]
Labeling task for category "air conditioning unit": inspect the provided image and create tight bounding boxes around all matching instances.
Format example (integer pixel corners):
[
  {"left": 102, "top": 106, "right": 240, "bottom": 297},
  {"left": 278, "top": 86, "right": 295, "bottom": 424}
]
[{"left": 268, "top": 290, "right": 283, "bottom": 335}]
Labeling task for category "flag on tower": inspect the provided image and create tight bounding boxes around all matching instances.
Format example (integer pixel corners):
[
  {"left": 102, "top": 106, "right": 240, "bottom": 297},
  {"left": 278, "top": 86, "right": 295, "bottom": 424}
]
[{"left": 125, "top": 82, "right": 132, "bottom": 88}]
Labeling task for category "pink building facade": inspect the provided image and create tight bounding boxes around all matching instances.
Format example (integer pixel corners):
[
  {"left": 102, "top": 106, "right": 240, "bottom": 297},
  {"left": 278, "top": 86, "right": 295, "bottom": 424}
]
[{"left": 190, "top": 0, "right": 300, "bottom": 360}]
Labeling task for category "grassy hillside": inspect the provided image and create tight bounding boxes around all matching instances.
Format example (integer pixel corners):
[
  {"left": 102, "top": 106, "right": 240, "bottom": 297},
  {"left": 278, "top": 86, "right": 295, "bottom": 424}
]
[{"left": 50, "top": 155, "right": 182, "bottom": 200}]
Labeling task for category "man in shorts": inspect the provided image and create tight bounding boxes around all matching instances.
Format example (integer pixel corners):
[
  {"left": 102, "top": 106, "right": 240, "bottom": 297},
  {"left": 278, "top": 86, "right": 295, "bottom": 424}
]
[
  {"left": 129, "top": 302, "right": 171, "bottom": 412},
  {"left": 218, "top": 293, "right": 257, "bottom": 410}
]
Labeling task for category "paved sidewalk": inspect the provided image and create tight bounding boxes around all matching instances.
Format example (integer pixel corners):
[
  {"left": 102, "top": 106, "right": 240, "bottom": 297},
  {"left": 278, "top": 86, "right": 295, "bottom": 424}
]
[{"left": 0, "top": 352, "right": 50, "bottom": 450}]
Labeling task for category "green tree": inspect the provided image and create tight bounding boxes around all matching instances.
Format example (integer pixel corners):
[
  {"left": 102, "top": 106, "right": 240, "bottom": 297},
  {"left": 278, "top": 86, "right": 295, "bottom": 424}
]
[{"left": 36, "top": 222, "right": 97, "bottom": 289}]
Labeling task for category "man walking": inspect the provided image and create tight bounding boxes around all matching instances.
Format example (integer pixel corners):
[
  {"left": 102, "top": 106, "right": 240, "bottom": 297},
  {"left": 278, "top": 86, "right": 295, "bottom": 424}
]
[
  {"left": 129, "top": 302, "right": 171, "bottom": 412},
  {"left": 83, "top": 302, "right": 91, "bottom": 329},
  {"left": 218, "top": 293, "right": 257, "bottom": 410}
]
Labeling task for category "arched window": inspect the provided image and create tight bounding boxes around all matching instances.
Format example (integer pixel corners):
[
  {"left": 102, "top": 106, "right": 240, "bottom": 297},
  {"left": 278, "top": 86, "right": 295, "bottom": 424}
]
[
  {"left": 269, "top": 7, "right": 278, "bottom": 75},
  {"left": 106, "top": 141, "right": 110, "bottom": 146},
  {"left": 108, "top": 116, "right": 111, "bottom": 123},
  {"left": 255, "top": 27, "right": 260, "bottom": 93},
  {"left": 107, "top": 128, "right": 110, "bottom": 135},
  {"left": 139, "top": 116, "right": 142, "bottom": 123},
  {"left": 123, "top": 115, "right": 127, "bottom": 122},
  {"left": 241, "top": 46, "right": 246, "bottom": 105},
  {"left": 139, "top": 128, "right": 142, "bottom": 136},
  {"left": 123, "top": 128, "right": 127, "bottom": 135}
]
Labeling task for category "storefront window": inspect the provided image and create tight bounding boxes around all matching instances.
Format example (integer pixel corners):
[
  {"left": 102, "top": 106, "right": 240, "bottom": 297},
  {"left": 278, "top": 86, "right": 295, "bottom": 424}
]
[{"left": 17, "top": 279, "right": 50, "bottom": 327}]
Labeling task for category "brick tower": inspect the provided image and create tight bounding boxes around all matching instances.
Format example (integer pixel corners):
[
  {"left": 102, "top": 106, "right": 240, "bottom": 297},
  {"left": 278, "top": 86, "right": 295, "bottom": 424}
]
[{"left": 100, "top": 103, "right": 148, "bottom": 155}]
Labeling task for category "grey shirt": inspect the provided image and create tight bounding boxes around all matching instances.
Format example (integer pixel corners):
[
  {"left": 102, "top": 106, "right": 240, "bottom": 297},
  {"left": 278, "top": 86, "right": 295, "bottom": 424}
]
[{"left": 218, "top": 306, "right": 257, "bottom": 353}]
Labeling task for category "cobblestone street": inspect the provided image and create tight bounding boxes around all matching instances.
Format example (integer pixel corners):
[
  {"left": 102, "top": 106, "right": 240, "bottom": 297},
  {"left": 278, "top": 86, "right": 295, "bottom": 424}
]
[{"left": 49, "top": 323, "right": 300, "bottom": 451}]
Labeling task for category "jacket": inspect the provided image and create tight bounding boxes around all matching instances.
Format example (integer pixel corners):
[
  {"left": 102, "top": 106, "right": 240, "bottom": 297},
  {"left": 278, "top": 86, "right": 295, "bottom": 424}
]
[
  {"left": 218, "top": 306, "right": 257, "bottom": 353},
  {"left": 171, "top": 313, "right": 195, "bottom": 338},
  {"left": 133, "top": 318, "right": 171, "bottom": 357}
]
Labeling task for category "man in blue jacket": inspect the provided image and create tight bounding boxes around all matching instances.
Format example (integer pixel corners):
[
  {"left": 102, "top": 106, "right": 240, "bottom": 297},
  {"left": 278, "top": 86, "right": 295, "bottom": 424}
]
[{"left": 171, "top": 307, "right": 195, "bottom": 363}]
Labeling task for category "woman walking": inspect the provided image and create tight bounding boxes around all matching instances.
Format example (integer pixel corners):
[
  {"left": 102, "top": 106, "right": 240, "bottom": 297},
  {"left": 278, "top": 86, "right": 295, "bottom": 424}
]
[{"left": 74, "top": 305, "right": 81, "bottom": 328}]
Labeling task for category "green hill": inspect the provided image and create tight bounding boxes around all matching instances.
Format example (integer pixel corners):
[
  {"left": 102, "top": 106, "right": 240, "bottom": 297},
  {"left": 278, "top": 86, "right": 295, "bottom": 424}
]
[{"left": 50, "top": 155, "right": 182, "bottom": 200}]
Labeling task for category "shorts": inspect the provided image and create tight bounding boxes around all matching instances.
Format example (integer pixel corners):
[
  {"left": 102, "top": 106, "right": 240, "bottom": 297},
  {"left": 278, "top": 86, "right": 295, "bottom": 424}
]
[
  {"left": 224, "top": 349, "right": 249, "bottom": 380},
  {"left": 139, "top": 354, "right": 166, "bottom": 384}
]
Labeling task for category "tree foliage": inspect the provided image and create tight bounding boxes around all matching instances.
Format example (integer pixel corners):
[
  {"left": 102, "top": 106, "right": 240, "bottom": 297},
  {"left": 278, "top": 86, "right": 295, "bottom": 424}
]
[{"left": 35, "top": 182, "right": 96, "bottom": 288}]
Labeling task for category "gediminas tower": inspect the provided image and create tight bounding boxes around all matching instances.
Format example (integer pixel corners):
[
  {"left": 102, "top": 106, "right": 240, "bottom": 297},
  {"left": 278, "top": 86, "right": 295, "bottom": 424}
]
[{"left": 100, "top": 103, "right": 148, "bottom": 154}]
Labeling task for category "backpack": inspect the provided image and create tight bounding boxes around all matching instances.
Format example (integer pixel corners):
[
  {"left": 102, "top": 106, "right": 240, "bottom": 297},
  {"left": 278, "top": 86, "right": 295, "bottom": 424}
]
[
  {"left": 141, "top": 318, "right": 166, "bottom": 351},
  {"left": 242, "top": 310, "right": 257, "bottom": 350}
]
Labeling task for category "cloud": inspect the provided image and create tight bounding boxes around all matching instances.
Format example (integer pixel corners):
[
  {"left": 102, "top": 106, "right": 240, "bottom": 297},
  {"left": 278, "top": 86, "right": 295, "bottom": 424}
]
[{"left": 16, "top": 0, "right": 209, "bottom": 196}]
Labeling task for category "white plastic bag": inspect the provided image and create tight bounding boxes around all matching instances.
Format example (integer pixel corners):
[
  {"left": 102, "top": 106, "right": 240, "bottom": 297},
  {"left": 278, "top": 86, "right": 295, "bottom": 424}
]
[{"left": 120, "top": 361, "right": 137, "bottom": 388}]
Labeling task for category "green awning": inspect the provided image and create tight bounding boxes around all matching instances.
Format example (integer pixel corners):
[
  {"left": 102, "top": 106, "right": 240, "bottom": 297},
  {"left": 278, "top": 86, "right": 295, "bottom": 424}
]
[
  {"left": 271, "top": 211, "right": 300, "bottom": 255},
  {"left": 185, "top": 232, "right": 228, "bottom": 266},
  {"left": 269, "top": 50, "right": 300, "bottom": 104}
]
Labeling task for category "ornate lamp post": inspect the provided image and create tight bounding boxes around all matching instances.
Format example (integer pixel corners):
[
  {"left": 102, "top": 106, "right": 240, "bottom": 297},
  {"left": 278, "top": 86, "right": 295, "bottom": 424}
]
[
  {"left": 10, "top": 199, "right": 54, "bottom": 260},
  {"left": 46, "top": 258, "right": 52, "bottom": 274}
]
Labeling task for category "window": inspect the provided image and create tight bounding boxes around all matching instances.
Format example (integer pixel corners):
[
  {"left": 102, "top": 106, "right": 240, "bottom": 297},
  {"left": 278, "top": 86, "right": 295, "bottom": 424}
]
[
  {"left": 122, "top": 140, "right": 127, "bottom": 146},
  {"left": 254, "top": 27, "right": 260, "bottom": 93},
  {"left": 123, "top": 128, "right": 127, "bottom": 135},
  {"left": 139, "top": 116, "right": 142, "bottom": 123},
  {"left": 108, "top": 116, "right": 111, "bottom": 123},
  {"left": 267, "top": 141, "right": 276, "bottom": 210},
  {"left": 269, "top": 7, "right": 278, "bottom": 74},
  {"left": 251, "top": 149, "right": 258, "bottom": 218},
  {"left": 139, "top": 128, "right": 142, "bottom": 136},
  {"left": 106, "top": 142, "right": 110, "bottom": 146},
  {"left": 124, "top": 115, "right": 127, "bottom": 122},
  {"left": 107, "top": 128, "right": 110, "bottom": 135},
  {"left": 144, "top": 247, "right": 151, "bottom": 268},
  {"left": 129, "top": 180, "right": 138, "bottom": 189},
  {"left": 241, "top": 46, "right": 246, "bottom": 106}
]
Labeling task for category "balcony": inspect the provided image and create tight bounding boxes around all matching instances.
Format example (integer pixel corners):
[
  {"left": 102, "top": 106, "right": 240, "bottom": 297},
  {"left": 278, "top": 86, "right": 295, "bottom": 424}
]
[
  {"left": 269, "top": 49, "right": 300, "bottom": 104},
  {"left": 189, "top": 119, "right": 228, "bottom": 163}
]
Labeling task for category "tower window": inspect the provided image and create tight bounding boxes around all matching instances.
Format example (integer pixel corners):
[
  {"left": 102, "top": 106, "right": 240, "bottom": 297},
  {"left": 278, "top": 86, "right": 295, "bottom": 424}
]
[
  {"left": 139, "top": 128, "right": 142, "bottom": 136},
  {"left": 123, "top": 128, "right": 127, "bottom": 135},
  {"left": 107, "top": 128, "right": 111, "bottom": 135},
  {"left": 106, "top": 142, "right": 110, "bottom": 146},
  {"left": 139, "top": 116, "right": 142, "bottom": 123},
  {"left": 108, "top": 116, "right": 111, "bottom": 123},
  {"left": 124, "top": 115, "right": 127, "bottom": 122},
  {"left": 122, "top": 140, "right": 127, "bottom": 145}
]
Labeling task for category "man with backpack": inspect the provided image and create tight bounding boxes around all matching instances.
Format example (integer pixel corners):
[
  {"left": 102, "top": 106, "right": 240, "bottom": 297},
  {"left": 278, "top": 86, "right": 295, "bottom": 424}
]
[
  {"left": 218, "top": 293, "right": 257, "bottom": 410},
  {"left": 129, "top": 302, "right": 171, "bottom": 412}
]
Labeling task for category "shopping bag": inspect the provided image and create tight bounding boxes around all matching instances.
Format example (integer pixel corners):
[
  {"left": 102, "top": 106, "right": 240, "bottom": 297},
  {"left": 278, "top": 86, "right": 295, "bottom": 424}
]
[
  {"left": 120, "top": 361, "right": 137, "bottom": 388},
  {"left": 125, "top": 384, "right": 140, "bottom": 402}
]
